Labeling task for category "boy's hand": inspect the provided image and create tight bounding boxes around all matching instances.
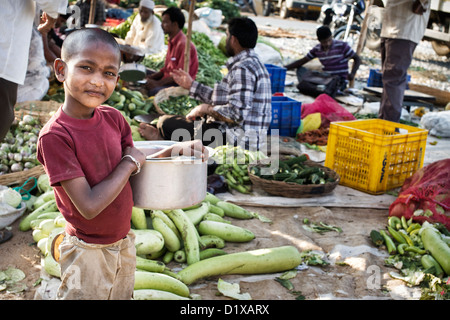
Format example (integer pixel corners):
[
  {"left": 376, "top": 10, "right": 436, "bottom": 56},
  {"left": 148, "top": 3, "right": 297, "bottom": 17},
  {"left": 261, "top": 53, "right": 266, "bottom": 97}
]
[
  {"left": 124, "top": 146, "right": 146, "bottom": 170},
  {"left": 175, "top": 140, "right": 208, "bottom": 161},
  {"left": 158, "top": 140, "right": 208, "bottom": 161}
]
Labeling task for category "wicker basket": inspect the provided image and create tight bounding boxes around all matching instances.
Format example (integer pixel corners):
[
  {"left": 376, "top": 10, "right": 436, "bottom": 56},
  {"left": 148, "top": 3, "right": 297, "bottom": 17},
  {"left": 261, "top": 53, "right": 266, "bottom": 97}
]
[
  {"left": 153, "top": 86, "right": 190, "bottom": 115},
  {"left": 14, "top": 100, "right": 61, "bottom": 125},
  {"left": 0, "top": 165, "right": 46, "bottom": 188},
  {"left": 248, "top": 160, "right": 340, "bottom": 198},
  {"left": 0, "top": 101, "right": 56, "bottom": 188}
]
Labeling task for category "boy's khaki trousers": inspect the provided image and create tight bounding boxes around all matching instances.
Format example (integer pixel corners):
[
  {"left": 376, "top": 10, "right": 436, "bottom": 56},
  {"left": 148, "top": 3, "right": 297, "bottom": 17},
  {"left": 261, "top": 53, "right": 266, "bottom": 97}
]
[{"left": 55, "top": 231, "right": 136, "bottom": 300}]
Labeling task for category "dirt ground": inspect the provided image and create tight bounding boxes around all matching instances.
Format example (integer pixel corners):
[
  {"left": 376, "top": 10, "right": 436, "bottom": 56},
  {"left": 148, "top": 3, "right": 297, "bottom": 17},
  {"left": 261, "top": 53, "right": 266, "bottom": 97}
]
[{"left": 0, "top": 196, "right": 416, "bottom": 301}]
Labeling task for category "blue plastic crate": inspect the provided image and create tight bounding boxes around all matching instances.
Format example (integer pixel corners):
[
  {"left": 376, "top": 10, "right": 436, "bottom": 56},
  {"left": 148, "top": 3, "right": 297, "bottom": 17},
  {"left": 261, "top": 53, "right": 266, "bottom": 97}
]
[
  {"left": 367, "top": 69, "right": 411, "bottom": 88},
  {"left": 265, "top": 64, "right": 287, "bottom": 94},
  {"left": 269, "top": 96, "right": 302, "bottom": 137}
]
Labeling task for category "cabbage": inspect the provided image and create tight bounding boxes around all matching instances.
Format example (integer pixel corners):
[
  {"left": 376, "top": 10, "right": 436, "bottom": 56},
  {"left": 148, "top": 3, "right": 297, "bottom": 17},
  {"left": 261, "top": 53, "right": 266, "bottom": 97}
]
[
  {"left": 37, "top": 174, "right": 51, "bottom": 193},
  {"left": 0, "top": 188, "right": 22, "bottom": 208}
]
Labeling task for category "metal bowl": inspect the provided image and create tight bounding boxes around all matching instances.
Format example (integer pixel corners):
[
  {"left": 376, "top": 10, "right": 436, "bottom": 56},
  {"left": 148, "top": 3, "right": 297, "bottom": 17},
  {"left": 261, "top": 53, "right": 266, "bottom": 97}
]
[{"left": 130, "top": 141, "right": 211, "bottom": 210}]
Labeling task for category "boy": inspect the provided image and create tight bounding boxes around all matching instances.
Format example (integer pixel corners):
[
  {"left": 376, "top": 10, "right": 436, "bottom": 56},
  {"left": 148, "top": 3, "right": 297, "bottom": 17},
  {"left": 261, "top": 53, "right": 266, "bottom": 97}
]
[
  {"left": 284, "top": 26, "right": 361, "bottom": 94},
  {"left": 37, "top": 28, "right": 204, "bottom": 299}
]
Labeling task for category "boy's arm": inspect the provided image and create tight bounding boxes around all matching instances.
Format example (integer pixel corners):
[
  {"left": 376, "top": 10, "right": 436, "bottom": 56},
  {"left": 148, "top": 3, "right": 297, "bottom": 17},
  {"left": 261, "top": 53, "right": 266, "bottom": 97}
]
[
  {"left": 284, "top": 56, "right": 311, "bottom": 70},
  {"left": 60, "top": 146, "right": 145, "bottom": 220},
  {"left": 348, "top": 53, "right": 361, "bottom": 81}
]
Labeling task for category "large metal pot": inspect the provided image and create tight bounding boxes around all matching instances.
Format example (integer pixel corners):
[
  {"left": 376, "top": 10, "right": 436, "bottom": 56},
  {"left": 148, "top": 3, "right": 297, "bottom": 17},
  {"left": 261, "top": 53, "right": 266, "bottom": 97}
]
[{"left": 130, "top": 141, "right": 210, "bottom": 210}]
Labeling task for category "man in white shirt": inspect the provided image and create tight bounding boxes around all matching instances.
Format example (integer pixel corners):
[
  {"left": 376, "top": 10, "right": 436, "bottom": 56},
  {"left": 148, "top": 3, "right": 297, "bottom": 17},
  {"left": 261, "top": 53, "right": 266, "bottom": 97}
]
[
  {"left": 124, "top": 0, "right": 164, "bottom": 55},
  {"left": 379, "top": 0, "right": 431, "bottom": 123},
  {"left": 0, "top": 0, "right": 68, "bottom": 142}
]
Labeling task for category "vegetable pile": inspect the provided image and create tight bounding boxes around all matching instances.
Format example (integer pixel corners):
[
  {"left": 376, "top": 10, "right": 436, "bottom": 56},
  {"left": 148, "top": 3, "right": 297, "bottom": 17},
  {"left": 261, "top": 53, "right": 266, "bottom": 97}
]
[
  {"left": 18, "top": 179, "right": 303, "bottom": 300},
  {"left": 142, "top": 30, "right": 227, "bottom": 88},
  {"left": 370, "top": 216, "right": 450, "bottom": 299},
  {"left": 105, "top": 87, "right": 154, "bottom": 119},
  {"left": 157, "top": 95, "right": 199, "bottom": 116},
  {"left": 0, "top": 115, "right": 41, "bottom": 174},
  {"left": 250, "top": 155, "right": 336, "bottom": 186},
  {"left": 211, "top": 145, "right": 267, "bottom": 194}
]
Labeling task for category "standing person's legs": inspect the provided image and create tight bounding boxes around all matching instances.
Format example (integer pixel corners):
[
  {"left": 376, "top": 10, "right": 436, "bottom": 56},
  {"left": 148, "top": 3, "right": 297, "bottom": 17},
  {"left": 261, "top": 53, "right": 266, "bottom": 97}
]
[
  {"left": 379, "top": 38, "right": 417, "bottom": 122},
  {"left": 0, "top": 78, "right": 18, "bottom": 141}
]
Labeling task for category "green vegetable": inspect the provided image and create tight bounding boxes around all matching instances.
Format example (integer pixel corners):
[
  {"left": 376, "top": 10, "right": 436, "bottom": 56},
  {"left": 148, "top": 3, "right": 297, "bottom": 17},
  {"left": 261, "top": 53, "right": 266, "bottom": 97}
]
[
  {"left": 380, "top": 229, "right": 397, "bottom": 255},
  {"left": 134, "top": 270, "right": 190, "bottom": 297},
  {"left": 199, "top": 248, "right": 227, "bottom": 260},
  {"left": 421, "top": 254, "right": 444, "bottom": 277},
  {"left": 198, "top": 220, "right": 255, "bottom": 243},
  {"left": 157, "top": 95, "right": 200, "bottom": 116},
  {"left": 33, "top": 189, "right": 55, "bottom": 209},
  {"left": 421, "top": 223, "right": 450, "bottom": 275},
  {"left": 199, "top": 234, "right": 226, "bottom": 249},
  {"left": 37, "top": 174, "right": 51, "bottom": 193},
  {"left": 162, "top": 251, "right": 174, "bottom": 264},
  {"left": 36, "top": 211, "right": 60, "bottom": 220},
  {"left": 42, "top": 254, "right": 61, "bottom": 278},
  {"left": 133, "top": 289, "right": 190, "bottom": 300},
  {"left": 109, "top": 11, "right": 137, "bottom": 39},
  {"left": 174, "top": 250, "right": 186, "bottom": 263},
  {"left": 202, "top": 212, "right": 231, "bottom": 224},
  {"left": 132, "top": 229, "right": 165, "bottom": 256},
  {"left": 184, "top": 202, "right": 210, "bottom": 225},
  {"left": 387, "top": 226, "right": 407, "bottom": 244},
  {"left": 370, "top": 230, "right": 384, "bottom": 247},
  {"left": 135, "top": 256, "right": 167, "bottom": 273},
  {"left": 204, "top": 192, "right": 221, "bottom": 205},
  {"left": 166, "top": 209, "right": 200, "bottom": 265},
  {"left": 131, "top": 207, "right": 147, "bottom": 230},
  {"left": 208, "top": 204, "right": 225, "bottom": 217},
  {"left": 151, "top": 216, "right": 181, "bottom": 252},
  {"left": 302, "top": 220, "right": 342, "bottom": 234},
  {"left": 177, "top": 246, "right": 302, "bottom": 285},
  {"left": 215, "top": 201, "right": 254, "bottom": 220},
  {"left": 0, "top": 188, "right": 22, "bottom": 208},
  {"left": 19, "top": 199, "right": 58, "bottom": 231},
  {"left": 151, "top": 210, "right": 181, "bottom": 240}
]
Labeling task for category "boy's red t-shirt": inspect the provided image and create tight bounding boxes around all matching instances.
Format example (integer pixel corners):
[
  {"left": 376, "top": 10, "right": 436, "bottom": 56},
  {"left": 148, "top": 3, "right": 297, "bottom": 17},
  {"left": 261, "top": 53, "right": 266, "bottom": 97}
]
[{"left": 37, "top": 105, "right": 134, "bottom": 244}]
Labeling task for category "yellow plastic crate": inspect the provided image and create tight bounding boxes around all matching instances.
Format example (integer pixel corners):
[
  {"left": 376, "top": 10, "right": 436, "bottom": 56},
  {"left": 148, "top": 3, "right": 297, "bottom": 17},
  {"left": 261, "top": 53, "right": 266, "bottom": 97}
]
[{"left": 324, "top": 119, "right": 428, "bottom": 195}]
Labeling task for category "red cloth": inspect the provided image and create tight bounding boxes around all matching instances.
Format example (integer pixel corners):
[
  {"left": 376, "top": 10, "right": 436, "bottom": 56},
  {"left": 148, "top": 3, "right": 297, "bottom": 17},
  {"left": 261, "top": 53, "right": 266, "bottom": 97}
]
[
  {"left": 160, "top": 30, "right": 199, "bottom": 80},
  {"left": 37, "top": 105, "right": 134, "bottom": 244},
  {"left": 389, "top": 159, "right": 450, "bottom": 230}
]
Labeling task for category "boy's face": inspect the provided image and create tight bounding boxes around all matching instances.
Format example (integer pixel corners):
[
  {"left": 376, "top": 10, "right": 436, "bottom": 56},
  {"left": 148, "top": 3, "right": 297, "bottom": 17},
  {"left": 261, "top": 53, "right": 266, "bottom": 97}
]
[
  {"left": 55, "top": 42, "right": 120, "bottom": 112},
  {"left": 319, "top": 36, "right": 333, "bottom": 52}
]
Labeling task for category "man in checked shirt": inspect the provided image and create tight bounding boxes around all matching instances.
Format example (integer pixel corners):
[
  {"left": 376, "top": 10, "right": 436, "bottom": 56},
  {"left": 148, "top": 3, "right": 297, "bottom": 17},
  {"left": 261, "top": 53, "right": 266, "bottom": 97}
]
[{"left": 138, "top": 17, "right": 272, "bottom": 150}]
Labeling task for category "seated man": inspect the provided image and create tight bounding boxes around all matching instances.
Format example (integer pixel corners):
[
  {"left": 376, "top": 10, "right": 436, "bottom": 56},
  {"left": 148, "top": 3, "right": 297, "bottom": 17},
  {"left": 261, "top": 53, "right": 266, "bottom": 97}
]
[
  {"left": 124, "top": 0, "right": 164, "bottom": 55},
  {"left": 144, "top": 6, "right": 198, "bottom": 96},
  {"left": 139, "top": 17, "right": 272, "bottom": 151},
  {"left": 284, "top": 26, "right": 361, "bottom": 93}
]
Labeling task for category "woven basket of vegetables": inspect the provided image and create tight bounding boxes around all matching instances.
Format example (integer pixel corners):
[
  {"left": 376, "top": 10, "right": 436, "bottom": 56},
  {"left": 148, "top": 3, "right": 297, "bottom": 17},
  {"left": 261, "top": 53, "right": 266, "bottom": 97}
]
[
  {"left": 0, "top": 166, "right": 45, "bottom": 188},
  {"left": 153, "top": 86, "right": 199, "bottom": 116},
  {"left": 248, "top": 156, "right": 340, "bottom": 198},
  {"left": 14, "top": 100, "right": 61, "bottom": 125},
  {"left": 0, "top": 101, "right": 56, "bottom": 187}
]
